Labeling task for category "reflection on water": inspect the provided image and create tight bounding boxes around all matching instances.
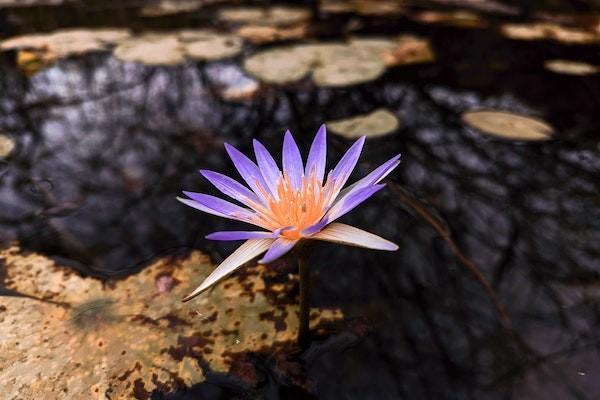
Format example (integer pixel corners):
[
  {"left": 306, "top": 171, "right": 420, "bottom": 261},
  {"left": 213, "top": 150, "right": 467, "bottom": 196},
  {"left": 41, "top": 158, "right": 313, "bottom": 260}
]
[{"left": 1, "top": 1, "right": 599, "bottom": 399}]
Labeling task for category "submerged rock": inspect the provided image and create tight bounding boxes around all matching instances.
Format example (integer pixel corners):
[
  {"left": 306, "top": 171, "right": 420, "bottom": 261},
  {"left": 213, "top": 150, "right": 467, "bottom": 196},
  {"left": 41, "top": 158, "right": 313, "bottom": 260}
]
[
  {"left": 0, "top": 246, "right": 343, "bottom": 399},
  {"left": 462, "top": 110, "right": 555, "bottom": 141}
]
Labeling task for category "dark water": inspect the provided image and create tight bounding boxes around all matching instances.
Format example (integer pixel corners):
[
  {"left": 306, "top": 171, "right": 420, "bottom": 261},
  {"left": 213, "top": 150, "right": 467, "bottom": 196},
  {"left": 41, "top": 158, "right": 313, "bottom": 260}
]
[{"left": 1, "top": 1, "right": 600, "bottom": 399}]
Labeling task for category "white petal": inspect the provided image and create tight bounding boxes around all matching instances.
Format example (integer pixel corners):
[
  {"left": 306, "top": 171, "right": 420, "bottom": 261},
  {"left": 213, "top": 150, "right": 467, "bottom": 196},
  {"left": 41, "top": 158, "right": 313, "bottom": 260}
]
[
  {"left": 182, "top": 238, "right": 274, "bottom": 302},
  {"left": 310, "top": 223, "right": 398, "bottom": 251}
]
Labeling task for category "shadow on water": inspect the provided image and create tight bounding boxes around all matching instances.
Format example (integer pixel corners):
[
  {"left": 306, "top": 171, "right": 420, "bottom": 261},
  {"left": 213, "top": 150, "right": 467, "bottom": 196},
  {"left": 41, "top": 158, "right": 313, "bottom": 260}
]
[{"left": 0, "top": 1, "right": 600, "bottom": 399}]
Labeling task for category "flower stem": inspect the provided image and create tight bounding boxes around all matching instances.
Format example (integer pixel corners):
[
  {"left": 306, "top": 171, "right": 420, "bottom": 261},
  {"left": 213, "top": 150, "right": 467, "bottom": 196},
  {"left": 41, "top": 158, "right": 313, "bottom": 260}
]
[{"left": 297, "top": 249, "right": 310, "bottom": 349}]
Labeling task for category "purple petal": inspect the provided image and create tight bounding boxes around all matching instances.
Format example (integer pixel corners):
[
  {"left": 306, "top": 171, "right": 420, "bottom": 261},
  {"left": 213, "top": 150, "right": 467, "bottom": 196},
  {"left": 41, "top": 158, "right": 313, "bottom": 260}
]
[
  {"left": 177, "top": 196, "right": 228, "bottom": 218},
  {"left": 300, "top": 218, "right": 328, "bottom": 237},
  {"left": 324, "top": 184, "right": 385, "bottom": 223},
  {"left": 253, "top": 139, "right": 281, "bottom": 197},
  {"left": 258, "top": 237, "right": 298, "bottom": 264},
  {"left": 200, "top": 169, "right": 261, "bottom": 206},
  {"left": 282, "top": 130, "right": 304, "bottom": 190},
  {"left": 224, "top": 143, "right": 270, "bottom": 202},
  {"left": 305, "top": 124, "right": 327, "bottom": 183},
  {"left": 337, "top": 154, "right": 401, "bottom": 200},
  {"left": 328, "top": 136, "right": 366, "bottom": 202},
  {"left": 206, "top": 231, "right": 276, "bottom": 241},
  {"left": 182, "top": 191, "right": 255, "bottom": 222}
]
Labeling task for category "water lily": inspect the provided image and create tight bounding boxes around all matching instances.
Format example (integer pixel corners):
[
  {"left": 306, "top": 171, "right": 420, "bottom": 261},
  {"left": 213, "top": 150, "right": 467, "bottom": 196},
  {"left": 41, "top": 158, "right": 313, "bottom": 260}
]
[{"left": 179, "top": 125, "right": 400, "bottom": 302}]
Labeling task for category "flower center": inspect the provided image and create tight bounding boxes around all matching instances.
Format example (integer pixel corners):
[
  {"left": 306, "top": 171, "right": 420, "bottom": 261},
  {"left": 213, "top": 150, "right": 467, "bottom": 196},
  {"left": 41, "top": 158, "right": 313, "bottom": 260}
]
[{"left": 252, "top": 171, "right": 335, "bottom": 238}]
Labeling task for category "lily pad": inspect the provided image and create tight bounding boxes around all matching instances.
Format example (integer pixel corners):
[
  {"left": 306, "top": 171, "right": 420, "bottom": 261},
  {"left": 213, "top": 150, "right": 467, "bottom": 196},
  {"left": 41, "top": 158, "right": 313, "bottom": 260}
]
[
  {"left": 178, "top": 30, "right": 242, "bottom": 61},
  {"left": 500, "top": 23, "right": 600, "bottom": 45},
  {"left": 327, "top": 109, "right": 400, "bottom": 139},
  {"left": 1, "top": 28, "right": 130, "bottom": 58},
  {"left": 319, "top": 0, "right": 405, "bottom": 16},
  {"left": 544, "top": 59, "right": 599, "bottom": 76},
  {"left": 237, "top": 24, "right": 309, "bottom": 45},
  {"left": 0, "top": 246, "right": 343, "bottom": 399},
  {"left": 244, "top": 35, "right": 434, "bottom": 87},
  {"left": 114, "top": 34, "right": 185, "bottom": 65},
  {"left": 409, "top": 10, "right": 487, "bottom": 28},
  {"left": 218, "top": 6, "right": 310, "bottom": 27},
  {"left": 0, "top": 134, "right": 15, "bottom": 158},
  {"left": 140, "top": 0, "right": 206, "bottom": 16},
  {"left": 462, "top": 110, "right": 555, "bottom": 141}
]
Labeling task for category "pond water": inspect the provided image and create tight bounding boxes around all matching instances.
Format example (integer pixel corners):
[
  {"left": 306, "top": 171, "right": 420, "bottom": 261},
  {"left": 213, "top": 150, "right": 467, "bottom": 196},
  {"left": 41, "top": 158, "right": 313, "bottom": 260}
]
[{"left": 1, "top": 1, "right": 599, "bottom": 399}]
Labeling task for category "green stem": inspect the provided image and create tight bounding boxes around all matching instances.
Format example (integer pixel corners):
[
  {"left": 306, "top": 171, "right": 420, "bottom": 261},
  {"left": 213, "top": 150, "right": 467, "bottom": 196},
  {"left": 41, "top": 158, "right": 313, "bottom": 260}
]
[{"left": 297, "top": 249, "right": 310, "bottom": 349}]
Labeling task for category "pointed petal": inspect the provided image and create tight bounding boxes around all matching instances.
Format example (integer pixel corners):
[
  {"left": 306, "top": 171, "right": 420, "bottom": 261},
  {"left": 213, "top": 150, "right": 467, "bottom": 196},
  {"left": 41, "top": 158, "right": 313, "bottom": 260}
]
[
  {"left": 224, "top": 143, "right": 270, "bottom": 201},
  {"left": 282, "top": 130, "right": 304, "bottom": 190},
  {"left": 258, "top": 237, "right": 298, "bottom": 264},
  {"left": 253, "top": 139, "right": 280, "bottom": 197},
  {"left": 177, "top": 196, "right": 228, "bottom": 218},
  {"left": 206, "top": 231, "right": 277, "bottom": 241},
  {"left": 324, "top": 184, "right": 385, "bottom": 222},
  {"left": 328, "top": 136, "right": 365, "bottom": 202},
  {"left": 182, "top": 239, "right": 274, "bottom": 302},
  {"left": 305, "top": 124, "right": 327, "bottom": 183},
  {"left": 311, "top": 223, "right": 398, "bottom": 251},
  {"left": 200, "top": 169, "right": 261, "bottom": 206},
  {"left": 300, "top": 218, "right": 328, "bottom": 237},
  {"left": 182, "top": 191, "right": 257, "bottom": 225},
  {"left": 336, "top": 154, "right": 401, "bottom": 202}
]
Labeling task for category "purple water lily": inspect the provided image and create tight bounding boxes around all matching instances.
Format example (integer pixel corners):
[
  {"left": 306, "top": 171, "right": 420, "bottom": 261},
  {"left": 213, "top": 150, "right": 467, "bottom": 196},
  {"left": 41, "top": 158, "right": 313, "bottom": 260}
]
[{"left": 179, "top": 125, "right": 400, "bottom": 301}]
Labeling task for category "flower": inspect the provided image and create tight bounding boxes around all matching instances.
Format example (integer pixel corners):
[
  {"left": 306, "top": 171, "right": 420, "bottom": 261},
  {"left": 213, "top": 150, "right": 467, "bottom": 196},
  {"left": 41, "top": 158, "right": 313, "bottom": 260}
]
[{"left": 179, "top": 125, "right": 400, "bottom": 301}]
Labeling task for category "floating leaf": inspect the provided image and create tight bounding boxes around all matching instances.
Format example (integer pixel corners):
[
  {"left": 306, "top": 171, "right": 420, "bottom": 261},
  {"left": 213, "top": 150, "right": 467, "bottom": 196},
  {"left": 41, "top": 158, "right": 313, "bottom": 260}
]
[
  {"left": 462, "top": 110, "right": 555, "bottom": 141},
  {"left": 319, "top": 0, "right": 405, "bottom": 16},
  {"left": 178, "top": 30, "right": 242, "bottom": 61},
  {"left": 218, "top": 6, "right": 310, "bottom": 27},
  {"left": 0, "top": 134, "right": 15, "bottom": 158},
  {"left": 237, "top": 24, "right": 308, "bottom": 45},
  {"left": 16, "top": 49, "right": 55, "bottom": 76},
  {"left": 0, "top": 246, "right": 343, "bottom": 399},
  {"left": 409, "top": 10, "right": 487, "bottom": 28},
  {"left": 244, "top": 36, "right": 434, "bottom": 87},
  {"left": 114, "top": 34, "right": 185, "bottom": 65},
  {"left": 140, "top": 0, "right": 208, "bottom": 16},
  {"left": 500, "top": 23, "right": 600, "bottom": 45},
  {"left": 327, "top": 109, "right": 400, "bottom": 139},
  {"left": 544, "top": 59, "right": 599, "bottom": 76},
  {"left": 0, "top": 28, "right": 130, "bottom": 58}
]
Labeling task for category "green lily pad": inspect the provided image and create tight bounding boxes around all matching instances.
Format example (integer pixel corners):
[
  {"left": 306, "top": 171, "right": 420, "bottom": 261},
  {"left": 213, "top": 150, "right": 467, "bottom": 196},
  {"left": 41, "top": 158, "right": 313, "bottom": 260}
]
[
  {"left": 0, "top": 246, "right": 343, "bottom": 399},
  {"left": 463, "top": 110, "right": 555, "bottom": 141},
  {"left": 328, "top": 109, "right": 400, "bottom": 139}
]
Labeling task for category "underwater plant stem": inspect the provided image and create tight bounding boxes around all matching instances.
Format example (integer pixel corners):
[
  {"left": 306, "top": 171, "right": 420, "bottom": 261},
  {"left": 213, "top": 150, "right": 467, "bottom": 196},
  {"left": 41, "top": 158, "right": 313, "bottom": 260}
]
[
  {"left": 389, "top": 183, "right": 513, "bottom": 330},
  {"left": 297, "top": 249, "right": 311, "bottom": 349}
]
